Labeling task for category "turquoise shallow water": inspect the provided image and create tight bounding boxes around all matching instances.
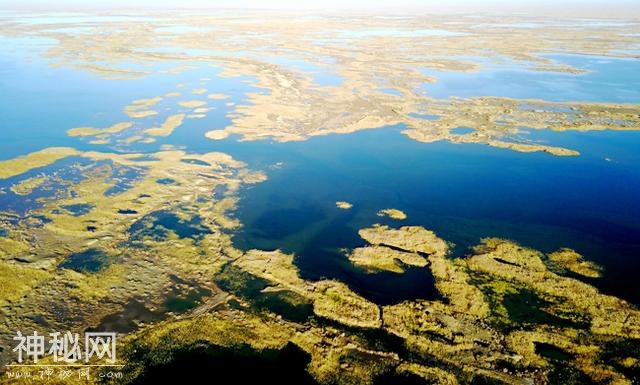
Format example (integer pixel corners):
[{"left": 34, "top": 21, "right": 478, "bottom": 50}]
[{"left": 1, "top": 35, "right": 640, "bottom": 304}]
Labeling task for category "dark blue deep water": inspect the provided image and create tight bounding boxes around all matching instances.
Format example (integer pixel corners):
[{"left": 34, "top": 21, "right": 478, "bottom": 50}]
[{"left": 227, "top": 126, "right": 640, "bottom": 304}]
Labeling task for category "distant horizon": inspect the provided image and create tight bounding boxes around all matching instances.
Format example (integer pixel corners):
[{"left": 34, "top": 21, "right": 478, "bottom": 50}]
[{"left": 1, "top": 0, "right": 640, "bottom": 15}]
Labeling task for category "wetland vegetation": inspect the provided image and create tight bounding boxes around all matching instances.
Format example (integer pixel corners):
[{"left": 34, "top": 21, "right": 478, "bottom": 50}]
[{"left": 0, "top": 6, "right": 639, "bottom": 385}]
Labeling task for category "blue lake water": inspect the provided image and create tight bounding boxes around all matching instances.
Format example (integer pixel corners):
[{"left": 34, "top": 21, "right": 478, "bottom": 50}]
[
  {"left": 380, "top": 88, "right": 403, "bottom": 96},
  {"left": 408, "top": 112, "right": 439, "bottom": 121},
  {"left": 225, "top": 126, "right": 640, "bottom": 304},
  {"left": 0, "top": 36, "right": 254, "bottom": 159},
  {"left": 422, "top": 54, "right": 640, "bottom": 103},
  {"left": 450, "top": 127, "right": 475, "bottom": 135},
  {"left": 1, "top": 35, "right": 640, "bottom": 305}
]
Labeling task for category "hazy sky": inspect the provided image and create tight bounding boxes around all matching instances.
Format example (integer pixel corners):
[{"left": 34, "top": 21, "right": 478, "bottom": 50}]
[{"left": 1, "top": 0, "right": 639, "bottom": 10}]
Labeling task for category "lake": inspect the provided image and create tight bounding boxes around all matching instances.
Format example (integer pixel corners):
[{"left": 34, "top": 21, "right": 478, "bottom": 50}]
[{"left": 1, "top": 32, "right": 639, "bottom": 306}]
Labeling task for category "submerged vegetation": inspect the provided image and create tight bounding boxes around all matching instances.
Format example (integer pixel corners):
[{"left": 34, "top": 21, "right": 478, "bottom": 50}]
[
  {"left": 3, "top": 146, "right": 637, "bottom": 383},
  {"left": 0, "top": 146, "right": 262, "bottom": 369},
  {"left": 5, "top": 175, "right": 638, "bottom": 384}
]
